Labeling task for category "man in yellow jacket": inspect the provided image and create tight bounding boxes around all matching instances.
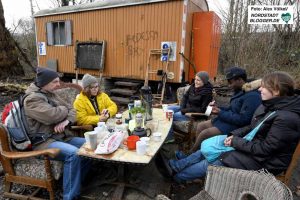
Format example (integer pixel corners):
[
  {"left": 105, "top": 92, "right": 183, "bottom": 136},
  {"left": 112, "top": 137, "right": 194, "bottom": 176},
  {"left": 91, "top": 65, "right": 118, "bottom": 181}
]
[{"left": 74, "top": 74, "right": 117, "bottom": 126}]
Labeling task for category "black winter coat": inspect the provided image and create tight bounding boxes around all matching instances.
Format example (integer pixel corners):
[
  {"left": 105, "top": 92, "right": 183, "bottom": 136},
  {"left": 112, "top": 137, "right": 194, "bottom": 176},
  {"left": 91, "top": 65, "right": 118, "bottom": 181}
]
[
  {"left": 220, "top": 96, "right": 300, "bottom": 174},
  {"left": 180, "top": 82, "right": 213, "bottom": 114}
]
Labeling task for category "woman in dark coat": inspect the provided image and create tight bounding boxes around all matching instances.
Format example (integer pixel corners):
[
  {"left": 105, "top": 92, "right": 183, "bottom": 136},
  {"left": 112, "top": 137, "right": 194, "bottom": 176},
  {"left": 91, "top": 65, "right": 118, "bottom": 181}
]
[
  {"left": 169, "top": 71, "right": 300, "bottom": 183},
  {"left": 166, "top": 71, "right": 213, "bottom": 141}
]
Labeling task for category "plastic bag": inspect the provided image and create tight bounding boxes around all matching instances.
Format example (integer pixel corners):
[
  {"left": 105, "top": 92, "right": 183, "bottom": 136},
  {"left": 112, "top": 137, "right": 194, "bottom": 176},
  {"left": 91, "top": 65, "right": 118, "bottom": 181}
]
[{"left": 95, "top": 130, "right": 125, "bottom": 154}]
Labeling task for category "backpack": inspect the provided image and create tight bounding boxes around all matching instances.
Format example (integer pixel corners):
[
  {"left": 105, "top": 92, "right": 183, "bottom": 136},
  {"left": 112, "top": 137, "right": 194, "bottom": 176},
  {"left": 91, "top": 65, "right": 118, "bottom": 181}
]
[{"left": 2, "top": 94, "right": 32, "bottom": 151}]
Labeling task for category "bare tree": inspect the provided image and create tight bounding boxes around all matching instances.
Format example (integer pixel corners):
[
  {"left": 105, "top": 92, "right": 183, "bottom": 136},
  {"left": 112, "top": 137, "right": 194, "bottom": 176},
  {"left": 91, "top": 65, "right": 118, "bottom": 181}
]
[
  {"left": 0, "top": 0, "right": 24, "bottom": 78},
  {"left": 218, "top": 0, "right": 300, "bottom": 86}
]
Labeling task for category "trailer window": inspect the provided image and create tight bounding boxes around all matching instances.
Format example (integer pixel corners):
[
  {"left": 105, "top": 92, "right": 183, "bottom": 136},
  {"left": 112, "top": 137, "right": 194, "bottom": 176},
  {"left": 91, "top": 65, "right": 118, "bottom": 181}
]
[{"left": 46, "top": 20, "right": 72, "bottom": 46}]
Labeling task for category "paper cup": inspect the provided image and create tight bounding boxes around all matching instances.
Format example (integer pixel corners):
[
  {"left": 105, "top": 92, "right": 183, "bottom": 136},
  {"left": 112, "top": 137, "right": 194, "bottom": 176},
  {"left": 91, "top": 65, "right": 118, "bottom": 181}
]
[
  {"left": 85, "top": 131, "right": 98, "bottom": 150},
  {"left": 162, "top": 104, "right": 168, "bottom": 112},
  {"left": 205, "top": 105, "right": 213, "bottom": 116}
]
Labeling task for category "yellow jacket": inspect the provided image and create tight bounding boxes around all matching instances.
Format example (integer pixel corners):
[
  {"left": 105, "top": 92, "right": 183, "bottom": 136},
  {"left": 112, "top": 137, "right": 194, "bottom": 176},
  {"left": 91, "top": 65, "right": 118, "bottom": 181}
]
[{"left": 73, "top": 92, "right": 117, "bottom": 125}]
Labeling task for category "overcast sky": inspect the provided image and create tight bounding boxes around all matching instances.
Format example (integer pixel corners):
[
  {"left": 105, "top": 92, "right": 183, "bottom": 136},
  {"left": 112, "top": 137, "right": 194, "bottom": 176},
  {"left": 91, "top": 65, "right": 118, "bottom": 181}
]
[{"left": 2, "top": 0, "right": 228, "bottom": 29}]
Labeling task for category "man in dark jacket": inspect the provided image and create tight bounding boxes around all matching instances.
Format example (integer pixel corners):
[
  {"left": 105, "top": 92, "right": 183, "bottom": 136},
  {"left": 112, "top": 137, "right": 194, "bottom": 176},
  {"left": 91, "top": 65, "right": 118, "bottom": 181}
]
[{"left": 189, "top": 67, "right": 261, "bottom": 153}]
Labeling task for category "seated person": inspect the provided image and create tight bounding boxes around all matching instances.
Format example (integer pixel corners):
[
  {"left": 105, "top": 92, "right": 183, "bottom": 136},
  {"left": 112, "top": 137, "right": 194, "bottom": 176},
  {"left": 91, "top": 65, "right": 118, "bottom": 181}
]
[
  {"left": 74, "top": 74, "right": 117, "bottom": 126},
  {"left": 189, "top": 67, "right": 261, "bottom": 153},
  {"left": 24, "top": 67, "right": 91, "bottom": 200},
  {"left": 166, "top": 71, "right": 213, "bottom": 141},
  {"left": 169, "top": 71, "right": 300, "bottom": 183}
]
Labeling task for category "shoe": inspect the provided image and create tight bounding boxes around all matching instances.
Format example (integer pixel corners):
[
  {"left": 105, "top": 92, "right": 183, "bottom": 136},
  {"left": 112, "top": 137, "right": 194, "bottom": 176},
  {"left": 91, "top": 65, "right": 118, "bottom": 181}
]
[
  {"left": 164, "top": 138, "right": 175, "bottom": 144},
  {"left": 175, "top": 150, "right": 187, "bottom": 160}
]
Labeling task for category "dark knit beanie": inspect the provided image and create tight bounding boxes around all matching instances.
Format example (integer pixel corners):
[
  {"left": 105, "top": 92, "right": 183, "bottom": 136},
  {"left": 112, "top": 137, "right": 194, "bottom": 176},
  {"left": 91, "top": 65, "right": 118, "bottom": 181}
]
[
  {"left": 35, "top": 67, "right": 59, "bottom": 88},
  {"left": 196, "top": 71, "right": 209, "bottom": 84},
  {"left": 82, "top": 74, "right": 98, "bottom": 88}
]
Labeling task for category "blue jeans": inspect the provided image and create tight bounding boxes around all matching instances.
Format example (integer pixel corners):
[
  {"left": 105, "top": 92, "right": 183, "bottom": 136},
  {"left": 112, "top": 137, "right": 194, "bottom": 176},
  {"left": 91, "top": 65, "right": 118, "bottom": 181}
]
[
  {"left": 167, "top": 105, "right": 189, "bottom": 139},
  {"left": 171, "top": 150, "right": 223, "bottom": 183},
  {"left": 48, "top": 137, "right": 91, "bottom": 200}
]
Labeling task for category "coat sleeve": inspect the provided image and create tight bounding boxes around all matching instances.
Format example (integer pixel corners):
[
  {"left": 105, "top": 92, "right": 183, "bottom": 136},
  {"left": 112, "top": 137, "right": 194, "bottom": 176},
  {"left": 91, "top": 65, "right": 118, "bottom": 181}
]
[
  {"left": 102, "top": 93, "right": 118, "bottom": 117},
  {"left": 231, "top": 115, "right": 296, "bottom": 157},
  {"left": 73, "top": 97, "right": 100, "bottom": 126},
  {"left": 24, "top": 94, "right": 69, "bottom": 125},
  {"left": 217, "top": 94, "right": 261, "bottom": 127}
]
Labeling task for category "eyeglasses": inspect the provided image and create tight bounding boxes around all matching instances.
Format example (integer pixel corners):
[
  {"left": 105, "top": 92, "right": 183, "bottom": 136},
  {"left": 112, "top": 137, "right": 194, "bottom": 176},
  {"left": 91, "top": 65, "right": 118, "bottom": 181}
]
[{"left": 89, "top": 85, "right": 99, "bottom": 90}]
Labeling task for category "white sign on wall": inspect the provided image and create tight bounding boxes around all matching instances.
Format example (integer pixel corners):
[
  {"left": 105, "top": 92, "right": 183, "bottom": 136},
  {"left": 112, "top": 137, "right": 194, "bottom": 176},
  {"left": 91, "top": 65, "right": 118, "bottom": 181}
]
[
  {"left": 38, "top": 42, "right": 46, "bottom": 55},
  {"left": 161, "top": 41, "right": 177, "bottom": 62},
  {"left": 248, "top": 6, "right": 294, "bottom": 24}
]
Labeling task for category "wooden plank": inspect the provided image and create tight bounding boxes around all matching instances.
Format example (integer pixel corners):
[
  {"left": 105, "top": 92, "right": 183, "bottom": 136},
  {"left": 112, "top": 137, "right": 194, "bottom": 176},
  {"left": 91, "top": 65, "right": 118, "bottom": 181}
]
[
  {"left": 111, "top": 96, "right": 131, "bottom": 105},
  {"left": 110, "top": 88, "right": 136, "bottom": 96}
]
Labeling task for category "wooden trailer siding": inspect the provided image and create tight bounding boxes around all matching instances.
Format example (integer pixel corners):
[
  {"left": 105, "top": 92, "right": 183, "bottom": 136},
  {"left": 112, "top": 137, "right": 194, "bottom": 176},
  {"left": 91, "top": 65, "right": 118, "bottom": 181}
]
[{"left": 35, "top": 0, "right": 208, "bottom": 83}]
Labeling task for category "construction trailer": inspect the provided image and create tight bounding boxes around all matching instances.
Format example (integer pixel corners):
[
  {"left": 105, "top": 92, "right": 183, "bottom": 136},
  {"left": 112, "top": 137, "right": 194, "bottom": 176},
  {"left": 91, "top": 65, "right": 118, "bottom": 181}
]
[{"left": 34, "top": 0, "right": 220, "bottom": 83}]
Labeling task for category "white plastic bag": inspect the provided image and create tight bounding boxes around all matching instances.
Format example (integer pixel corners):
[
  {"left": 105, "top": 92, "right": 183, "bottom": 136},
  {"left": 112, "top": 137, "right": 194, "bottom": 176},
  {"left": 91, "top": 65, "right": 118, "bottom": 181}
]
[{"left": 94, "top": 130, "right": 125, "bottom": 154}]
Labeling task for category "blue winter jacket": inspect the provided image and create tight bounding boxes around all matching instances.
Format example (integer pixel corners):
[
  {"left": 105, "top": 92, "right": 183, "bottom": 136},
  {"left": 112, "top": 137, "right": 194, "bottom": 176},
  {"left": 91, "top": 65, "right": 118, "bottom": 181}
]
[{"left": 212, "top": 90, "right": 261, "bottom": 134}]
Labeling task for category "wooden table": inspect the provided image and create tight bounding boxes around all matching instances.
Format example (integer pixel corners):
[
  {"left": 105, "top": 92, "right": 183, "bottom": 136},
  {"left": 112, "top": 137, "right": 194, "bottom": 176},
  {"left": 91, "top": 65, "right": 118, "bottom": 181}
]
[{"left": 77, "top": 108, "right": 172, "bottom": 199}]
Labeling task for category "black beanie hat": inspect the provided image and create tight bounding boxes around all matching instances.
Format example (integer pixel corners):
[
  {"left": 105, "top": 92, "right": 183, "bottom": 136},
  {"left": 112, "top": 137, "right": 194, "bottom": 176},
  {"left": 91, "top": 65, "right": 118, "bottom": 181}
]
[{"left": 35, "top": 67, "right": 59, "bottom": 88}]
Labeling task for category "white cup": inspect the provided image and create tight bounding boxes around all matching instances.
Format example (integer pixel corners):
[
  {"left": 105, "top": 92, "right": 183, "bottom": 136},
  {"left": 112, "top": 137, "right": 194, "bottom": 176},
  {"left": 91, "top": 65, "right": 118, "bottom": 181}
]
[
  {"left": 88, "top": 131, "right": 98, "bottom": 150},
  {"left": 153, "top": 132, "right": 162, "bottom": 142},
  {"left": 136, "top": 141, "right": 147, "bottom": 155},
  {"left": 84, "top": 131, "right": 91, "bottom": 146},
  {"left": 97, "top": 122, "right": 106, "bottom": 127},
  {"left": 162, "top": 104, "right": 168, "bottom": 112},
  {"left": 140, "top": 137, "right": 150, "bottom": 146},
  {"left": 134, "top": 100, "right": 142, "bottom": 107},
  {"left": 205, "top": 105, "right": 213, "bottom": 116}
]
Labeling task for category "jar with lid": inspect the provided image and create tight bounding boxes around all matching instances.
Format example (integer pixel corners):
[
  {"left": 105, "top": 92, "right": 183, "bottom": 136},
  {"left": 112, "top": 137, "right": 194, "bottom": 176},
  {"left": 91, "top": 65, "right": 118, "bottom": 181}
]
[{"left": 116, "top": 113, "right": 123, "bottom": 125}]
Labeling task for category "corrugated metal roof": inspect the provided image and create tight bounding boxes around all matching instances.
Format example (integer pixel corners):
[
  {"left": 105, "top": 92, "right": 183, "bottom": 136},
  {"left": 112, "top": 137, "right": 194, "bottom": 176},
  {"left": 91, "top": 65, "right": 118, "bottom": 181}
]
[{"left": 34, "top": 0, "right": 171, "bottom": 17}]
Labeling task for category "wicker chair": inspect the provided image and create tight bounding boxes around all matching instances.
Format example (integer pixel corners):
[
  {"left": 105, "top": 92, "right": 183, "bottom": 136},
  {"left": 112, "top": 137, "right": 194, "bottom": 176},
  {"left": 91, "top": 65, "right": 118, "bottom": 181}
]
[{"left": 189, "top": 166, "right": 293, "bottom": 200}]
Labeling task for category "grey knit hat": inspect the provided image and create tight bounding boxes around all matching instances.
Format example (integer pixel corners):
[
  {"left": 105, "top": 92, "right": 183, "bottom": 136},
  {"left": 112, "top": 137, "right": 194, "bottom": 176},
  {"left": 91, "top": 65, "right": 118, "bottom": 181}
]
[
  {"left": 36, "top": 67, "right": 59, "bottom": 88},
  {"left": 196, "top": 71, "right": 209, "bottom": 84},
  {"left": 82, "top": 74, "right": 98, "bottom": 88}
]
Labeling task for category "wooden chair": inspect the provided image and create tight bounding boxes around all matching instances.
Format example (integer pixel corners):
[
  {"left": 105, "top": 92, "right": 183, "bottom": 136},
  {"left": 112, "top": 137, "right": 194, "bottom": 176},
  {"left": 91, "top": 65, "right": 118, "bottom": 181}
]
[
  {"left": 276, "top": 141, "right": 300, "bottom": 185},
  {"left": 0, "top": 124, "right": 62, "bottom": 200}
]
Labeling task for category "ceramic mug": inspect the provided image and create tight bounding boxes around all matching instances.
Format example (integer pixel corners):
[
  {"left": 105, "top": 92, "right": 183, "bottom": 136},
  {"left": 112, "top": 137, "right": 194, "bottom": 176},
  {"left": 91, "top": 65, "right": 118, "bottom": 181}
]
[
  {"left": 123, "top": 135, "right": 140, "bottom": 150},
  {"left": 140, "top": 137, "right": 150, "bottom": 146},
  {"left": 136, "top": 141, "right": 147, "bottom": 155},
  {"left": 153, "top": 132, "right": 162, "bottom": 142}
]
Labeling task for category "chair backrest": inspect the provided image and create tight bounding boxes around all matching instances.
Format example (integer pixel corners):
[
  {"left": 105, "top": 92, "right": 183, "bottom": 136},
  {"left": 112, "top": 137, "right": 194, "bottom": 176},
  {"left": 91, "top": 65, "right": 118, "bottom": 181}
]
[
  {"left": 0, "top": 124, "right": 16, "bottom": 175},
  {"left": 205, "top": 166, "right": 293, "bottom": 200},
  {"left": 277, "top": 141, "right": 300, "bottom": 185},
  {"left": 54, "top": 82, "right": 82, "bottom": 105},
  {"left": 176, "top": 85, "right": 190, "bottom": 104}
]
